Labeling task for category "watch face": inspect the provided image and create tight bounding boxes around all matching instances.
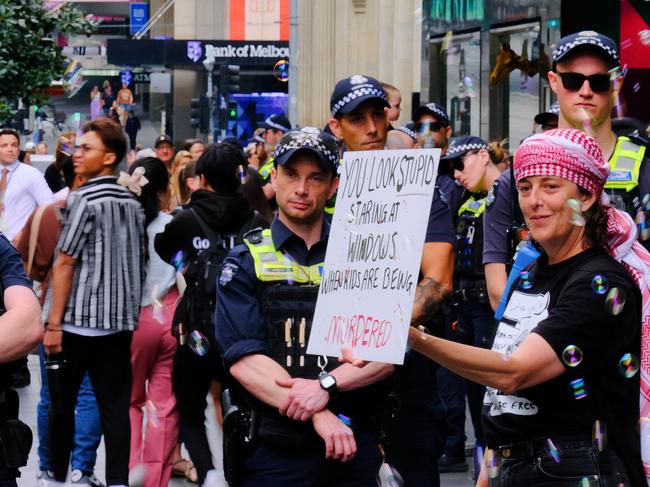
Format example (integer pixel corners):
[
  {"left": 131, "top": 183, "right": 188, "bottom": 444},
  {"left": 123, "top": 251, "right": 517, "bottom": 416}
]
[{"left": 320, "top": 374, "right": 336, "bottom": 389}]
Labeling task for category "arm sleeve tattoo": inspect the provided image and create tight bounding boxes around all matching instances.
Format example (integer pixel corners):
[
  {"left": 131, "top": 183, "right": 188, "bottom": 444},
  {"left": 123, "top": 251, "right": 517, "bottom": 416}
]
[{"left": 411, "top": 277, "right": 449, "bottom": 326}]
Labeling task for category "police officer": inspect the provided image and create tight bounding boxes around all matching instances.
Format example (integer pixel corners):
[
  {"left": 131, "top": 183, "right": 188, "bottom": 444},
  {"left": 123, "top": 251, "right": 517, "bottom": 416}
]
[
  {"left": 439, "top": 136, "right": 504, "bottom": 472},
  {"left": 414, "top": 103, "right": 453, "bottom": 152},
  {"left": 484, "top": 30, "right": 650, "bottom": 310},
  {"left": 0, "top": 232, "right": 43, "bottom": 484},
  {"left": 215, "top": 128, "right": 394, "bottom": 486},
  {"left": 534, "top": 102, "right": 560, "bottom": 132},
  {"left": 329, "top": 77, "right": 456, "bottom": 486}
]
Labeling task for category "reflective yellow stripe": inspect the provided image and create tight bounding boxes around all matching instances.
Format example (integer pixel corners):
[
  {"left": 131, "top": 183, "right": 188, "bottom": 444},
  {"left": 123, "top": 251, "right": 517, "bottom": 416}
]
[
  {"left": 605, "top": 136, "right": 645, "bottom": 192},
  {"left": 258, "top": 158, "right": 275, "bottom": 180},
  {"left": 458, "top": 196, "right": 486, "bottom": 217},
  {"left": 245, "top": 229, "right": 323, "bottom": 284}
]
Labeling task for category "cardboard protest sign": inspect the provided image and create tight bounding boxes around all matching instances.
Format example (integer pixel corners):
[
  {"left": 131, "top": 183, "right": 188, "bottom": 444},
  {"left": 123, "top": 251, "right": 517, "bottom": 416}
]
[{"left": 307, "top": 149, "right": 440, "bottom": 364}]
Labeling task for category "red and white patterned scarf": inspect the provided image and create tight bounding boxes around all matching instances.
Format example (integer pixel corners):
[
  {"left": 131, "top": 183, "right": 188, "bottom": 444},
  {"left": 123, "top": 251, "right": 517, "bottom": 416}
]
[{"left": 515, "top": 129, "right": 650, "bottom": 480}]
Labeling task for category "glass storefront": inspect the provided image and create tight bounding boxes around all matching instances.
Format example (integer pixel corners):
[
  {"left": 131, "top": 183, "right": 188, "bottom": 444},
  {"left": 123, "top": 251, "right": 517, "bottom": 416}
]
[{"left": 421, "top": 0, "right": 561, "bottom": 149}]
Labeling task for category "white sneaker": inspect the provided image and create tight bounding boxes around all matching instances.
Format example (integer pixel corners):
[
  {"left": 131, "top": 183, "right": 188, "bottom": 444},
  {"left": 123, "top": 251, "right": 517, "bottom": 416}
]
[
  {"left": 70, "top": 469, "right": 105, "bottom": 486},
  {"left": 37, "top": 470, "right": 65, "bottom": 487}
]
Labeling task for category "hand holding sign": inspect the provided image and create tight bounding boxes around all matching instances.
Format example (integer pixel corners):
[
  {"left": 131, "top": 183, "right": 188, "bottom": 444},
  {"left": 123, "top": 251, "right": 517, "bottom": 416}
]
[{"left": 307, "top": 149, "right": 440, "bottom": 365}]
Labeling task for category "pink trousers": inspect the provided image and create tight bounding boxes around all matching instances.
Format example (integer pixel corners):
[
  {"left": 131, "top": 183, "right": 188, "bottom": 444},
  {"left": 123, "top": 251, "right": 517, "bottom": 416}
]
[{"left": 129, "top": 288, "right": 180, "bottom": 487}]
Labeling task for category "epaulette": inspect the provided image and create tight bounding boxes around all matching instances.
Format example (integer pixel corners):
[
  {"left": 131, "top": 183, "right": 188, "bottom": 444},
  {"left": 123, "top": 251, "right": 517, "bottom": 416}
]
[
  {"left": 243, "top": 227, "right": 264, "bottom": 245},
  {"left": 626, "top": 130, "right": 649, "bottom": 148}
]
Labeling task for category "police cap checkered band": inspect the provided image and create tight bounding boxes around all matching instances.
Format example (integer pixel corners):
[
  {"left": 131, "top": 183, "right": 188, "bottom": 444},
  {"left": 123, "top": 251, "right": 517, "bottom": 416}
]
[
  {"left": 441, "top": 135, "right": 490, "bottom": 160},
  {"left": 274, "top": 127, "right": 340, "bottom": 172},
  {"left": 259, "top": 113, "right": 292, "bottom": 132},
  {"left": 414, "top": 103, "right": 450, "bottom": 126},
  {"left": 514, "top": 128, "right": 609, "bottom": 195},
  {"left": 330, "top": 75, "right": 389, "bottom": 116},
  {"left": 552, "top": 31, "right": 619, "bottom": 67},
  {"left": 397, "top": 122, "right": 417, "bottom": 142}
]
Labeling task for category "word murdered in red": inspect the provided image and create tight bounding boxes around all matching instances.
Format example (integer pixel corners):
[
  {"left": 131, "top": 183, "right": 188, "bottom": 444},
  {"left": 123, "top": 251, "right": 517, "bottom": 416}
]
[{"left": 325, "top": 314, "right": 392, "bottom": 348}]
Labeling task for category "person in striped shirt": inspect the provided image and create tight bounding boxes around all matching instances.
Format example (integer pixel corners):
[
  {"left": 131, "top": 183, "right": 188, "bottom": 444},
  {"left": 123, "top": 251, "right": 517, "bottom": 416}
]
[{"left": 44, "top": 118, "right": 146, "bottom": 487}]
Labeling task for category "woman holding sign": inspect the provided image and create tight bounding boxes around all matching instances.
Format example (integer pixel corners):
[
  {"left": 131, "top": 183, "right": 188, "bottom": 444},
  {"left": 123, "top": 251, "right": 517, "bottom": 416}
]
[{"left": 356, "top": 129, "right": 650, "bottom": 486}]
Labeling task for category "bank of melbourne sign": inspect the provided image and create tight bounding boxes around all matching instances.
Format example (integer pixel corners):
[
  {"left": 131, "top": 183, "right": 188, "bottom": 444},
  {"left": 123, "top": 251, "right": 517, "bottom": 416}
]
[{"left": 107, "top": 39, "right": 289, "bottom": 67}]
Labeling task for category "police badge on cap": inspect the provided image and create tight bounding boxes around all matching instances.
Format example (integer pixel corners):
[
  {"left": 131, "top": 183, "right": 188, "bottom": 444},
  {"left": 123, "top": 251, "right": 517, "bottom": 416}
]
[{"left": 273, "top": 128, "right": 340, "bottom": 173}]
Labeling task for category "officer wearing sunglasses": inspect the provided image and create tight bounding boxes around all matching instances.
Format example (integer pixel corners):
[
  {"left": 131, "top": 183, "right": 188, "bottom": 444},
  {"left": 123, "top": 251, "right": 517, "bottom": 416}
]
[
  {"left": 548, "top": 30, "right": 649, "bottom": 250},
  {"left": 484, "top": 31, "right": 650, "bottom": 323}
]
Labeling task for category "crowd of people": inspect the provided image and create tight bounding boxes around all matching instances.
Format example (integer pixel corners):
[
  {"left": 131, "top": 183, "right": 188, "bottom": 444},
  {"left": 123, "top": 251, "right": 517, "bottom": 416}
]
[{"left": 0, "top": 29, "right": 648, "bottom": 487}]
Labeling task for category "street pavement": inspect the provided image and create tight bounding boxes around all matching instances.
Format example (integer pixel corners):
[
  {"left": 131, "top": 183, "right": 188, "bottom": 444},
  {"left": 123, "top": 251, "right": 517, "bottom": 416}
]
[{"left": 16, "top": 355, "right": 475, "bottom": 486}]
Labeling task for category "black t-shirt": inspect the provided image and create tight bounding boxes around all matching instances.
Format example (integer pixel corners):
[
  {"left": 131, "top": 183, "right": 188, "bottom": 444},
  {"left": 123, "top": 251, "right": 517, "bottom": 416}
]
[{"left": 482, "top": 247, "right": 643, "bottom": 484}]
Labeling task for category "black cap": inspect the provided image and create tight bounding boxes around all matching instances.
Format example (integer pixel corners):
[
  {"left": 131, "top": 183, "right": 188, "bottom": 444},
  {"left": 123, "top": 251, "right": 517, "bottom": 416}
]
[
  {"left": 413, "top": 103, "right": 450, "bottom": 126},
  {"left": 441, "top": 135, "right": 491, "bottom": 161},
  {"left": 154, "top": 134, "right": 173, "bottom": 148},
  {"left": 534, "top": 102, "right": 560, "bottom": 126},
  {"left": 396, "top": 122, "right": 418, "bottom": 142},
  {"left": 330, "top": 74, "right": 389, "bottom": 116},
  {"left": 552, "top": 31, "right": 619, "bottom": 68},
  {"left": 258, "top": 113, "right": 292, "bottom": 132},
  {"left": 273, "top": 127, "right": 339, "bottom": 173}
]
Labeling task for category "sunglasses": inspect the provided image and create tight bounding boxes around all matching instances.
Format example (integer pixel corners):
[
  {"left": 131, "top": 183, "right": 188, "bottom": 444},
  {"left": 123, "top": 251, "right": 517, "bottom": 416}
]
[
  {"left": 416, "top": 121, "right": 445, "bottom": 133},
  {"left": 556, "top": 72, "right": 611, "bottom": 93},
  {"left": 451, "top": 151, "right": 479, "bottom": 172}
]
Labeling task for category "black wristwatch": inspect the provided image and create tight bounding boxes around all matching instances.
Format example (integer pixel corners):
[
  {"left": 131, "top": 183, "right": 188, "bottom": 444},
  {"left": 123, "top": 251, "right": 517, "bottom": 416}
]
[{"left": 318, "top": 372, "right": 338, "bottom": 394}]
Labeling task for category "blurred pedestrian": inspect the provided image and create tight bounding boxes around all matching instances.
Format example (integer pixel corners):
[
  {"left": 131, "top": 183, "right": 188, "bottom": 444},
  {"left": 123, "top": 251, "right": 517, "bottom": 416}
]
[
  {"left": 154, "top": 135, "right": 175, "bottom": 173},
  {"left": 125, "top": 111, "right": 141, "bottom": 151},
  {"left": 183, "top": 139, "right": 205, "bottom": 160},
  {"left": 117, "top": 83, "right": 134, "bottom": 126},
  {"left": 127, "top": 157, "right": 180, "bottom": 487},
  {"left": 90, "top": 86, "right": 102, "bottom": 121},
  {"left": 0, "top": 128, "right": 53, "bottom": 241}
]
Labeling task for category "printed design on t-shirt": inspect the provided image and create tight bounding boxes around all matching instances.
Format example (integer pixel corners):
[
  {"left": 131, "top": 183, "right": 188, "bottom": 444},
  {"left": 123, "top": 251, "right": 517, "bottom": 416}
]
[{"left": 484, "top": 290, "right": 550, "bottom": 416}]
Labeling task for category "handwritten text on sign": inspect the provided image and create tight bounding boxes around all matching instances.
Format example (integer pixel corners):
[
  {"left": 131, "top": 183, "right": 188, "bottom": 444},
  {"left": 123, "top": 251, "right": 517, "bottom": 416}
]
[{"left": 307, "top": 149, "right": 440, "bottom": 364}]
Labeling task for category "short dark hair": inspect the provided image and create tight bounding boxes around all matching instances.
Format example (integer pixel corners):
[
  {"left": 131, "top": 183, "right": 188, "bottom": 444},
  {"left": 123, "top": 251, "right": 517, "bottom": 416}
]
[
  {"left": 82, "top": 117, "right": 127, "bottom": 165},
  {"left": 196, "top": 143, "right": 247, "bottom": 194},
  {"left": 0, "top": 128, "right": 20, "bottom": 143}
]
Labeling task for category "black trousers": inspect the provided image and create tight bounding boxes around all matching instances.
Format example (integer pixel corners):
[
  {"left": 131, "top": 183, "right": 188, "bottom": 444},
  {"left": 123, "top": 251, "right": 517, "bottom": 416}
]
[
  {"left": 172, "top": 343, "right": 223, "bottom": 485},
  {"left": 243, "top": 429, "right": 382, "bottom": 486},
  {"left": 48, "top": 331, "right": 132, "bottom": 485}
]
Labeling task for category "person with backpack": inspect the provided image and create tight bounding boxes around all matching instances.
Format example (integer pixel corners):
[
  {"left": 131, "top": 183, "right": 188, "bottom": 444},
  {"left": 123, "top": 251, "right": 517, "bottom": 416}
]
[{"left": 154, "top": 143, "right": 267, "bottom": 487}]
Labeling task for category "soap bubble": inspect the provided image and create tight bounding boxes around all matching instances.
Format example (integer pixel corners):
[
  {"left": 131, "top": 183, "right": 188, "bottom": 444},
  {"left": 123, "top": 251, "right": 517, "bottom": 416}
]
[
  {"left": 273, "top": 59, "right": 289, "bottom": 82},
  {"left": 145, "top": 400, "right": 159, "bottom": 428},
  {"left": 562, "top": 345, "right": 583, "bottom": 367},
  {"left": 547, "top": 438, "right": 560, "bottom": 463},
  {"left": 188, "top": 330, "right": 209, "bottom": 356},
  {"left": 605, "top": 288, "right": 626, "bottom": 315},
  {"left": 566, "top": 198, "right": 586, "bottom": 226},
  {"left": 592, "top": 420, "right": 606, "bottom": 452},
  {"left": 591, "top": 275, "right": 609, "bottom": 295},
  {"left": 518, "top": 271, "right": 533, "bottom": 289},
  {"left": 618, "top": 353, "right": 639, "bottom": 378}
]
